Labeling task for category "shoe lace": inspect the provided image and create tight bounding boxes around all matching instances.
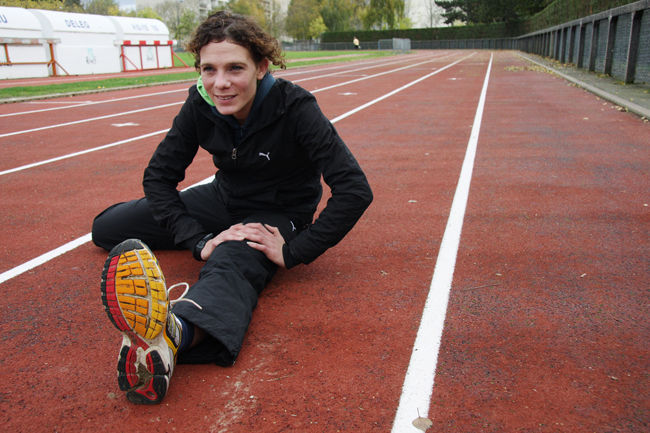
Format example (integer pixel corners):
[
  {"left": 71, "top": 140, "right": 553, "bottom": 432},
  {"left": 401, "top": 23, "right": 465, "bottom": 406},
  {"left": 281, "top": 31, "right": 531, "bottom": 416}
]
[{"left": 168, "top": 282, "right": 203, "bottom": 310}]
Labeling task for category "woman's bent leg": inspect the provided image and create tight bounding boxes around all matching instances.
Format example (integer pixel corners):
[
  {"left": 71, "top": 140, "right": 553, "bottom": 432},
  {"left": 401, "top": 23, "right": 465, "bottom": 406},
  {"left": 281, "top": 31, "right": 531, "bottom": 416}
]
[
  {"left": 172, "top": 213, "right": 300, "bottom": 365},
  {"left": 91, "top": 198, "right": 176, "bottom": 251},
  {"left": 91, "top": 183, "right": 231, "bottom": 251}
]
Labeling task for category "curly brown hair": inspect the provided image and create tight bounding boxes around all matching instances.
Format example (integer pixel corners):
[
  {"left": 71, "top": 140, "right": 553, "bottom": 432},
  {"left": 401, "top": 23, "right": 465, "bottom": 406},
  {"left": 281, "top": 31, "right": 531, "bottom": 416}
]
[{"left": 186, "top": 11, "right": 286, "bottom": 70}]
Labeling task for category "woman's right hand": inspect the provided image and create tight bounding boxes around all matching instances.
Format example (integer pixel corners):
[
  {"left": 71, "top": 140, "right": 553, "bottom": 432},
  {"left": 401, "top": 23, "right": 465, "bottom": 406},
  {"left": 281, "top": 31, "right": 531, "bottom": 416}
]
[{"left": 200, "top": 223, "right": 249, "bottom": 260}]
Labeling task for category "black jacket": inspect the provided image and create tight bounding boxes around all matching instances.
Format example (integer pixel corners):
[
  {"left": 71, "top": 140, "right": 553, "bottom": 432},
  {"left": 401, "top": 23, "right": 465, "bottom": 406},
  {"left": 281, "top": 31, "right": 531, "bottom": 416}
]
[{"left": 143, "top": 76, "right": 372, "bottom": 268}]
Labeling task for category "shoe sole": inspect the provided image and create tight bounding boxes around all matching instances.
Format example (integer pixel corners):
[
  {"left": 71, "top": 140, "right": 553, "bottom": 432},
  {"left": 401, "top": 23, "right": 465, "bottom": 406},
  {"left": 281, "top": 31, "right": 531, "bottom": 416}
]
[
  {"left": 117, "top": 341, "right": 169, "bottom": 404},
  {"left": 100, "top": 239, "right": 171, "bottom": 404},
  {"left": 100, "top": 239, "right": 168, "bottom": 342}
]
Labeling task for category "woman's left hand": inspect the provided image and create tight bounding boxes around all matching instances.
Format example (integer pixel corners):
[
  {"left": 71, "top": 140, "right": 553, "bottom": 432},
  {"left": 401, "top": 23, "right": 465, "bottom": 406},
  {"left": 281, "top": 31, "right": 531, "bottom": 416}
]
[{"left": 242, "top": 223, "right": 286, "bottom": 267}]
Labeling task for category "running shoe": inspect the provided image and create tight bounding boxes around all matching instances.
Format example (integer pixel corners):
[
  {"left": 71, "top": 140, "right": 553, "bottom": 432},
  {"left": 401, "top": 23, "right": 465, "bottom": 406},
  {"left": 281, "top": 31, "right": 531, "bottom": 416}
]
[{"left": 100, "top": 239, "right": 195, "bottom": 404}]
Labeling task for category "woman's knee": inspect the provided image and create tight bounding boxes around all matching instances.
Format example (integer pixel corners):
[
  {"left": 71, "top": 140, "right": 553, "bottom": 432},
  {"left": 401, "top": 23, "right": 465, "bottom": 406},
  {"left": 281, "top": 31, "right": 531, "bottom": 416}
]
[{"left": 91, "top": 203, "right": 124, "bottom": 250}]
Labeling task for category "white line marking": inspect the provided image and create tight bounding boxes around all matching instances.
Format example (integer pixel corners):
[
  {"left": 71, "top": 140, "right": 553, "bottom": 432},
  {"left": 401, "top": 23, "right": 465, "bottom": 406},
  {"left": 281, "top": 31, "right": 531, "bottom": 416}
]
[
  {"left": 1, "top": 55, "right": 468, "bottom": 177},
  {"left": 330, "top": 53, "right": 475, "bottom": 123},
  {"left": 0, "top": 101, "right": 182, "bottom": 138},
  {"left": 291, "top": 53, "right": 450, "bottom": 84},
  {"left": 0, "top": 176, "right": 215, "bottom": 285},
  {"left": 276, "top": 52, "right": 432, "bottom": 78},
  {"left": 0, "top": 129, "right": 168, "bottom": 176},
  {"left": 0, "top": 54, "right": 471, "bottom": 284},
  {"left": 390, "top": 53, "right": 493, "bottom": 433},
  {"left": 310, "top": 56, "right": 462, "bottom": 94},
  {"left": 0, "top": 88, "right": 187, "bottom": 118},
  {"left": 0, "top": 234, "right": 93, "bottom": 285},
  {"left": 1, "top": 54, "right": 433, "bottom": 118}
]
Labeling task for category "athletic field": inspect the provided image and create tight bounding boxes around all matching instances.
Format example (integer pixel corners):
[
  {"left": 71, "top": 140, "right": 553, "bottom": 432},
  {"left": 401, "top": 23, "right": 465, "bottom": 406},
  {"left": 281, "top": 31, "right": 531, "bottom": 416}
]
[{"left": 0, "top": 50, "right": 647, "bottom": 433}]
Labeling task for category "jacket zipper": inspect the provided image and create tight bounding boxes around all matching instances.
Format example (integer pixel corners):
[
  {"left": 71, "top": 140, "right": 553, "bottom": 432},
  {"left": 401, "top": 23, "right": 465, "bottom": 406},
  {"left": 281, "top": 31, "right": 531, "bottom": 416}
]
[{"left": 231, "top": 127, "right": 244, "bottom": 162}]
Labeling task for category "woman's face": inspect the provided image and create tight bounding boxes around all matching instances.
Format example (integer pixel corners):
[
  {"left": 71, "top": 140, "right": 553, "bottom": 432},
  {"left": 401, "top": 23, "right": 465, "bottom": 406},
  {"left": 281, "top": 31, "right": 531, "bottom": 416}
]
[{"left": 199, "top": 40, "right": 269, "bottom": 123}]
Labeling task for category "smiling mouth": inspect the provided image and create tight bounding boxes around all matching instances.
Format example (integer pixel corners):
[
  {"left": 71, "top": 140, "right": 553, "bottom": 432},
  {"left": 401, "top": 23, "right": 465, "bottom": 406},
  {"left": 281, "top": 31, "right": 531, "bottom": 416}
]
[{"left": 215, "top": 95, "right": 235, "bottom": 101}]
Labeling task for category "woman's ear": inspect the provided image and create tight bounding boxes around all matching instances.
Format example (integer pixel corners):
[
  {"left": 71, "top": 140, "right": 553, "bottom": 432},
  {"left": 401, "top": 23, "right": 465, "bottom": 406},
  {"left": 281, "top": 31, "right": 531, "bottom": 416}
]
[{"left": 257, "top": 58, "right": 270, "bottom": 79}]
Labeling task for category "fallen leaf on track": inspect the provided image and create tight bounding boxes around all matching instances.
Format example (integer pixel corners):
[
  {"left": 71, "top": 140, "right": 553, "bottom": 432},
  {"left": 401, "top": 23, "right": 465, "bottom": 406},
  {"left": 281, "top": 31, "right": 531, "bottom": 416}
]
[{"left": 412, "top": 416, "right": 433, "bottom": 431}]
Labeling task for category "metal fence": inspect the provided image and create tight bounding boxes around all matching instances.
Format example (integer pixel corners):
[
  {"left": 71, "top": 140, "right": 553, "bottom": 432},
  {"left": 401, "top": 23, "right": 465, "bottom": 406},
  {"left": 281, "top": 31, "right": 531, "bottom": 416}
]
[
  {"left": 516, "top": 0, "right": 649, "bottom": 83},
  {"left": 283, "top": 1, "right": 648, "bottom": 84},
  {"left": 409, "top": 1, "right": 649, "bottom": 84}
]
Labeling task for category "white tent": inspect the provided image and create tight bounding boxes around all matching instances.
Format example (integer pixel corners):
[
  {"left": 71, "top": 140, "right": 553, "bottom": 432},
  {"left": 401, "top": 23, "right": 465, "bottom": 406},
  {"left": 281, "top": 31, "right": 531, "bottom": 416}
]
[
  {"left": 0, "top": 6, "right": 55, "bottom": 79},
  {"left": 0, "top": 6, "right": 172, "bottom": 79},
  {"left": 31, "top": 8, "right": 120, "bottom": 76},
  {"left": 110, "top": 16, "right": 173, "bottom": 71}
]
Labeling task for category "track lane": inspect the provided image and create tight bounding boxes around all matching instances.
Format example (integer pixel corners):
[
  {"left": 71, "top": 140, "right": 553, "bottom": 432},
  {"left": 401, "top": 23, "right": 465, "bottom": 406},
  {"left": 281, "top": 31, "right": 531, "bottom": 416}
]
[
  {"left": 428, "top": 51, "right": 649, "bottom": 432},
  {"left": 0, "top": 52, "right": 490, "bottom": 432},
  {"left": 0, "top": 54, "right": 472, "bottom": 261},
  {"left": 2, "top": 50, "right": 644, "bottom": 433},
  {"left": 0, "top": 53, "right": 475, "bottom": 275},
  {"left": 0, "top": 54, "right": 449, "bottom": 170}
]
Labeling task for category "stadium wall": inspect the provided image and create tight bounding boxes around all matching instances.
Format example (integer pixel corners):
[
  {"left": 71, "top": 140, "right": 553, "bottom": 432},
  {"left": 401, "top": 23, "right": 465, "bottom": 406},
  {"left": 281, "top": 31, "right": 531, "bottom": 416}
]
[
  {"left": 516, "top": 0, "right": 649, "bottom": 83},
  {"left": 319, "top": 1, "right": 649, "bottom": 84}
]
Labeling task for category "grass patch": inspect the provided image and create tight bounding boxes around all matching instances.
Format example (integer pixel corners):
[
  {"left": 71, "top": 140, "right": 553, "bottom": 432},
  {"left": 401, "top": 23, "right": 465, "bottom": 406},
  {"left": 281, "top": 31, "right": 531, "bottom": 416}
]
[
  {"left": 0, "top": 50, "right": 394, "bottom": 101},
  {"left": 0, "top": 71, "right": 199, "bottom": 100}
]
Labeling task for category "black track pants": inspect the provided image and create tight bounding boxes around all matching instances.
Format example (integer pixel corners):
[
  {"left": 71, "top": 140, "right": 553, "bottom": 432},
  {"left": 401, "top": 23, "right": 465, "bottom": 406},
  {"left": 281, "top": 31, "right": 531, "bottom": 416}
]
[{"left": 91, "top": 182, "right": 301, "bottom": 366}]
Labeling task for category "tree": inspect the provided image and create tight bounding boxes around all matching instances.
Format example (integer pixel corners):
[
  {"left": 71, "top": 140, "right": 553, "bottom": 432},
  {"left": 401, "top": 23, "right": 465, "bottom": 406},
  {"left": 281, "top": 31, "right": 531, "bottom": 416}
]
[
  {"left": 0, "top": 0, "right": 80, "bottom": 11},
  {"left": 320, "top": 0, "right": 356, "bottom": 32},
  {"left": 155, "top": 0, "right": 200, "bottom": 45},
  {"left": 286, "top": 0, "right": 322, "bottom": 40},
  {"left": 84, "top": 0, "right": 120, "bottom": 15},
  {"left": 362, "top": 0, "right": 405, "bottom": 30},
  {"left": 228, "top": 0, "right": 268, "bottom": 29},
  {"left": 424, "top": 0, "right": 444, "bottom": 28},
  {"left": 308, "top": 15, "right": 327, "bottom": 39},
  {"left": 265, "top": 0, "right": 285, "bottom": 39},
  {"left": 132, "top": 7, "right": 162, "bottom": 20},
  {"left": 434, "top": 0, "right": 550, "bottom": 25}
]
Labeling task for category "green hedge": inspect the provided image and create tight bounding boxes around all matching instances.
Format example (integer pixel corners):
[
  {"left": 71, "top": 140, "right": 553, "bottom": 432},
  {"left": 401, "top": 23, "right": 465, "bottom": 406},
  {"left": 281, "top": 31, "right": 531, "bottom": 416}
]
[
  {"left": 524, "top": 0, "right": 634, "bottom": 32},
  {"left": 321, "top": 0, "right": 636, "bottom": 43},
  {"left": 322, "top": 22, "right": 524, "bottom": 43}
]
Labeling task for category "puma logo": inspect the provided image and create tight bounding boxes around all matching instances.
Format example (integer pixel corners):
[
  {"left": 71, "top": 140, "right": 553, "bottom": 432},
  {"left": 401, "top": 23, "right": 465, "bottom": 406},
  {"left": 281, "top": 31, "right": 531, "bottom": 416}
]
[{"left": 259, "top": 152, "right": 271, "bottom": 161}]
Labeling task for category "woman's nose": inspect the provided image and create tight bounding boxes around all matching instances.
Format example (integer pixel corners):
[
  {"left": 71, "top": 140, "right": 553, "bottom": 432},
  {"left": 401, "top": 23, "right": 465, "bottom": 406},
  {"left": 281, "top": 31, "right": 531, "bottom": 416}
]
[{"left": 214, "top": 71, "right": 230, "bottom": 89}]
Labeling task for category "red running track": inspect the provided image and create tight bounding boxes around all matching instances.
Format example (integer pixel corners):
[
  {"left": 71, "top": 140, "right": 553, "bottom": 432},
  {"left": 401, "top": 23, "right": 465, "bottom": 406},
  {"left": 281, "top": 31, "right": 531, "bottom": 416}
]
[{"left": 0, "top": 50, "right": 647, "bottom": 433}]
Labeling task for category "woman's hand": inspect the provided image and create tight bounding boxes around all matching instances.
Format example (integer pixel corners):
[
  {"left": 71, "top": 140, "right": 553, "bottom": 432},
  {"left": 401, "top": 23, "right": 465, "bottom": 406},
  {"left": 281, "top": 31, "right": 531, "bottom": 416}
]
[
  {"left": 200, "top": 223, "right": 286, "bottom": 267},
  {"left": 200, "top": 223, "right": 248, "bottom": 260},
  {"left": 243, "top": 223, "right": 287, "bottom": 268}
]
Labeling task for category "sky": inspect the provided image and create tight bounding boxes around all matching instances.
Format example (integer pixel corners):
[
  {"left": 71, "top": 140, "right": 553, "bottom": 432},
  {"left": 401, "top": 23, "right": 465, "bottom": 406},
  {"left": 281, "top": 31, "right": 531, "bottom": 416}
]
[{"left": 116, "top": 0, "right": 136, "bottom": 11}]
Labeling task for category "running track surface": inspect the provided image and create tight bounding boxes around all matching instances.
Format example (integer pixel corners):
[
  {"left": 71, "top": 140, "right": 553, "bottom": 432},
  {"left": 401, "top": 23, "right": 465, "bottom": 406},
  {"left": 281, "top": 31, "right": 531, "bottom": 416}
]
[{"left": 0, "top": 50, "right": 647, "bottom": 433}]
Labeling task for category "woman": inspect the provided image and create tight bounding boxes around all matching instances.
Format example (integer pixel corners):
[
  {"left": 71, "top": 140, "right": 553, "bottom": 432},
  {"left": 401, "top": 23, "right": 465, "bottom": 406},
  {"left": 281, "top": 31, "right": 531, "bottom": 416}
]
[{"left": 93, "top": 11, "right": 372, "bottom": 404}]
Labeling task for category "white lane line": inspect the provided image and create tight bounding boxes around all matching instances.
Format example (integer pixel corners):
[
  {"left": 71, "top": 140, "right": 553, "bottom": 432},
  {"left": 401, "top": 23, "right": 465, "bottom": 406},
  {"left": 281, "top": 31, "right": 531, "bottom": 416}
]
[
  {"left": 0, "top": 54, "right": 431, "bottom": 118},
  {"left": 0, "top": 54, "right": 472, "bottom": 285},
  {"left": 292, "top": 53, "right": 450, "bottom": 84},
  {"left": 0, "top": 129, "right": 169, "bottom": 176},
  {"left": 277, "top": 52, "right": 432, "bottom": 78},
  {"left": 310, "top": 55, "right": 462, "bottom": 94},
  {"left": 0, "top": 55, "right": 439, "bottom": 139},
  {"left": 1, "top": 54, "right": 467, "bottom": 177},
  {"left": 0, "top": 101, "right": 182, "bottom": 138},
  {"left": 0, "top": 176, "right": 215, "bottom": 285},
  {"left": 390, "top": 53, "right": 493, "bottom": 433},
  {"left": 0, "top": 88, "right": 188, "bottom": 118},
  {"left": 0, "top": 234, "right": 93, "bottom": 285},
  {"left": 330, "top": 53, "right": 475, "bottom": 123}
]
